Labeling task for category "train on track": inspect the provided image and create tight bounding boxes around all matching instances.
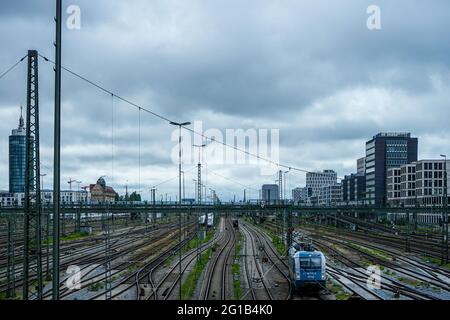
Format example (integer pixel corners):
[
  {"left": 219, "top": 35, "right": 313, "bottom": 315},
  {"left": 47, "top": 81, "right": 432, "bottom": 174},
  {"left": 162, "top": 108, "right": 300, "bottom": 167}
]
[
  {"left": 288, "top": 242, "right": 326, "bottom": 291},
  {"left": 198, "top": 213, "right": 214, "bottom": 228},
  {"left": 206, "top": 213, "right": 214, "bottom": 227}
]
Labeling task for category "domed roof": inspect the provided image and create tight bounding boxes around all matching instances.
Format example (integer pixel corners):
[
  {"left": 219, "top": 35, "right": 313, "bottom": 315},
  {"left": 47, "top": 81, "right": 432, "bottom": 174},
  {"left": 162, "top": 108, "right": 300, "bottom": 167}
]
[{"left": 97, "top": 177, "right": 106, "bottom": 188}]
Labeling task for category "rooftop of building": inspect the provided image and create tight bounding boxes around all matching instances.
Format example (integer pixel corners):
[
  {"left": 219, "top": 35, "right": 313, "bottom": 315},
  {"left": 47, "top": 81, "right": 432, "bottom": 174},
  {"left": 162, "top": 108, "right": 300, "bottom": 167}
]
[
  {"left": 10, "top": 105, "right": 26, "bottom": 136},
  {"left": 373, "top": 132, "right": 412, "bottom": 139}
]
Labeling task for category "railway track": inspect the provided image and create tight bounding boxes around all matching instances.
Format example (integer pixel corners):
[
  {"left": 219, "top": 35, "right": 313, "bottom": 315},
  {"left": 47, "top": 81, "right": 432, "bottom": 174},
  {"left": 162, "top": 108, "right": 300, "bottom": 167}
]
[
  {"left": 312, "top": 232, "right": 450, "bottom": 288},
  {"left": 59, "top": 224, "right": 196, "bottom": 300},
  {"left": 0, "top": 220, "right": 194, "bottom": 298},
  {"left": 200, "top": 218, "right": 236, "bottom": 300},
  {"left": 240, "top": 221, "right": 283, "bottom": 300},
  {"left": 302, "top": 220, "right": 447, "bottom": 258},
  {"left": 244, "top": 222, "right": 291, "bottom": 299},
  {"left": 311, "top": 236, "right": 446, "bottom": 300},
  {"left": 261, "top": 220, "right": 447, "bottom": 300},
  {"left": 146, "top": 223, "right": 224, "bottom": 300}
]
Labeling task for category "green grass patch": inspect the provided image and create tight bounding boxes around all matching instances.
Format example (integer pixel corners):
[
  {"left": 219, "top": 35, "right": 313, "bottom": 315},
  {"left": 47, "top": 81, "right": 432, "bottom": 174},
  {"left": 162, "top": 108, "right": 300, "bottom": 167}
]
[
  {"left": 327, "top": 281, "right": 351, "bottom": 300},
  {"left": 420, "top": 255, "right": 450, "bottom": 270},
  {"left": 396, "top": 276, "right": 429, "bottom": 288},
  {"left": 43, "top": 232, "right": 91, "bottom": 245},
  {"left": 233, "top": 278, "right": 242, "bottom": 300},
  {"left": 269, "top": 233, "right": 287, "bottom": 257},
  {"left": 180, "top": 249, "right": 212, "bottom": 300},
  {"left": 88, "top": 281, "right": 105, "bottom": 292},
  {"left": 232, "top": 231, "right": 243, "bottom": 300},
  {"left": 348, "top": 243, "right": 391, "bottom": 262}
]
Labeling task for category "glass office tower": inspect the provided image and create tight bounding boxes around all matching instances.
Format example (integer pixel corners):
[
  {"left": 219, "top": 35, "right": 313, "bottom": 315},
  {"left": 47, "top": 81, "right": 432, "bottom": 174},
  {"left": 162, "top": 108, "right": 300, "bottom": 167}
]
[{"left": 9, "top": 108, "right": 27, "bottom": 193}]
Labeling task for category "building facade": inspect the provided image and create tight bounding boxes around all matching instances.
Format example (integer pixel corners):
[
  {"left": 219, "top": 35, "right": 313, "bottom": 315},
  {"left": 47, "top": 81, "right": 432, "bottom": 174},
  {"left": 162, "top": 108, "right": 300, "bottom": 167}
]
[
  {"left": 365, "top": 133, "right": 418, "bottom": 206},
  {"left": 90, "top": 177, "right": 117, "bottom": 203},
  {"left": 342, "top": 173, "right": 366, "bottom": 205},
  {"left": 305, "top": 170, "right": 337, "bottom": 199},
  {"left": 386, "top": 168, "right": 402, "bottom": 206},
  {"left": 0, "top": 191, "right": 16, "bottom": 207},
  {"left": 292, "top": 187, "right": 312, "bottom": 204},
  {"left": 0, "top": 190, "right": 91, "bottom": 207},
  {"left": 9, "top": 109, "right": 29, "bottom": 193},
  {"left": 318, "top": 184, "right": 342, "bottom": 206},
  {"left": 261, "top": 184, "right": 279, "bottom": 203},
  {"left": 387, "top": 159, "right": 450, "bottom": 207},
  {"left": 357, "top": 157, "right": 366, "bottom": 175}
]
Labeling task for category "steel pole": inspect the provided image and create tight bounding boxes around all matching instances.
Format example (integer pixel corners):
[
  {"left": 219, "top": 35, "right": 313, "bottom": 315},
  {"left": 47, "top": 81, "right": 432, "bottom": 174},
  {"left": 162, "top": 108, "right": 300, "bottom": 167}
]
[
  {"left": 52, "top": 0, "right": 62, "bottom": 300},
  {"left": 178, "top": 125, "right": 182, "bottom": 300}
]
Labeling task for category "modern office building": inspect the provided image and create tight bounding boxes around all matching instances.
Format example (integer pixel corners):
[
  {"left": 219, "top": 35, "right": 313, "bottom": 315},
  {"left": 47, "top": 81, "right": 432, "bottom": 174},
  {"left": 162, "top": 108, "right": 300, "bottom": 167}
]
[
  {"left": 292, "top": 187, "right": 312, "bottom": 204},
  {"left": 261, "top": 184, "right": 279, "bottom": 203},
  {"left": 318, "top": 184, "right": 342, "bottom": 206},
  {"left": 386, "top": 167, "right": 402, "bottom": 206},
  {"left": 357, "top": 157, "right": 366, "bottom": 175},
  {"left": 292, "top": 187, "right": 303, "bottom": 203},
  {"left": 9, "top": 108, "right": 30, "bottom": 193},
  {"left": 305, "top": 170, "right": 337, "bottom": 199},
  {"left": 365, "top": 132, "right": 418, "bottom": 206},
  {"left": 342, "top": 173, "right": 366, "bottom": 205},
  {"left": 387, "top": 159, "right": 449, "bottom": 207}
]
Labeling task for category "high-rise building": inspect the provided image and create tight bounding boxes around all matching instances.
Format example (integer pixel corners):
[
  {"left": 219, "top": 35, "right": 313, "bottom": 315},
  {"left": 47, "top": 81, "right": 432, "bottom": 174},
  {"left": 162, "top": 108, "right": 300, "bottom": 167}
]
[
  {"left": 306, "top": 170, "right": 337, "bottom": 198},
  {"left": 292, "top": 187, "right": 311, "bottom": 204},
  {"left": 318, "top": 184, "right": 342, "bottom": 206},
  {"left": 365, "top": 133, "right": 418, "bottom": 206},
  {"left": 9, "top": 107, "right": 30, "bottom": 193},
  {"left": 342, "top": 173, "right": 366, "bottom": 205},
  {"left": 261, "top": 184, "right": 279, "bottom": 203},
  {"left": 357, "top": 157, "right": 366, "bottom": 174}
]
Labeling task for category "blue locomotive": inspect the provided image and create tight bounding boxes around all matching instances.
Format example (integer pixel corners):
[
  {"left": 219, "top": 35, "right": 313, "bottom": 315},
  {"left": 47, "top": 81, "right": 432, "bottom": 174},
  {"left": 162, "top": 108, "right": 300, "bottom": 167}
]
[{"left": 288, "top": 243, "right": 326, "bottom": 290}]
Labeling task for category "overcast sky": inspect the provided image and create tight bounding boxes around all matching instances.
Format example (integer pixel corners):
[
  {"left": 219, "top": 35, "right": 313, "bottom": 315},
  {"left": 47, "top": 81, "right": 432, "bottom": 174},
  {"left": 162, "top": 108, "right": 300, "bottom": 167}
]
[{"left": 1, "top": 0, "right": 449, "bottom": 201}]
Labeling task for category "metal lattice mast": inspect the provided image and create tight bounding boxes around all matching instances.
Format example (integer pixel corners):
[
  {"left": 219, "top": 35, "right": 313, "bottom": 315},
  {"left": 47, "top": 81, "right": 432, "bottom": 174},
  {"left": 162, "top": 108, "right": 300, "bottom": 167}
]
[{"left": 23, "top": 50, "right": 43, "bottom": 300}]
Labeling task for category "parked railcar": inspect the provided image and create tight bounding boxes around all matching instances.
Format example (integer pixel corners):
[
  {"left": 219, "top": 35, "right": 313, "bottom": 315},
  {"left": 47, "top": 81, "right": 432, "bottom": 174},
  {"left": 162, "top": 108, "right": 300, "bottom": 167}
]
[
  {"left": 199, "top": 214, "right": 206, "bottom": 226},
  {"left": 206, "top": 213, "right": 214, "bottom": 227}
]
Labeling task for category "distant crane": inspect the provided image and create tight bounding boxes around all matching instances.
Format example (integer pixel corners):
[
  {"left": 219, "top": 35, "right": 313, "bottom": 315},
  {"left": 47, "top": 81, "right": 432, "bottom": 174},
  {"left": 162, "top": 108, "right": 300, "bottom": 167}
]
[{"left": 67, "top": 178, "right": 77, "bottom": 192}]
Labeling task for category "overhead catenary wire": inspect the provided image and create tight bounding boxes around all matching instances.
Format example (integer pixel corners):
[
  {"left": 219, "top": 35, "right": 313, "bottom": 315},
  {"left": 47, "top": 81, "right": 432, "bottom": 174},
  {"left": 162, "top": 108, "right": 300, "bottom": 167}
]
[
  {"left": 0, "top": 55, "right": 27, "bottom": 81},
  {"left": 37, "top": 54, "right": 344, "bottom": 180},
  {"left": 205, "top": 167, "right": 259, "bottom": 191},
  {"left": 146, "top": 165, "right": 197, "bottom": 191}
]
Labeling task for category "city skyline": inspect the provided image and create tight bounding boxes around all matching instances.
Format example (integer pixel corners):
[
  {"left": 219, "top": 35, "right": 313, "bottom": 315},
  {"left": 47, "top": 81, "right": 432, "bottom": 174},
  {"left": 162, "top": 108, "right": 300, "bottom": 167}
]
[{"left": 1, "top": 1, "right": 450, "bottom": 200}]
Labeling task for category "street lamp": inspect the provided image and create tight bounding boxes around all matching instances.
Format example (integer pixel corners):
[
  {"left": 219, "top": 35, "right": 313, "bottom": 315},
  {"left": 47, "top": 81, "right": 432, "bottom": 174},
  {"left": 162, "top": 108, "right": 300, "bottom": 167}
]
[
  {"left": 181, "top": 171, "right": 185, "bottom": 203},
  {"left": 169, "top": 121, "right": 191, "bottom": 300}
]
